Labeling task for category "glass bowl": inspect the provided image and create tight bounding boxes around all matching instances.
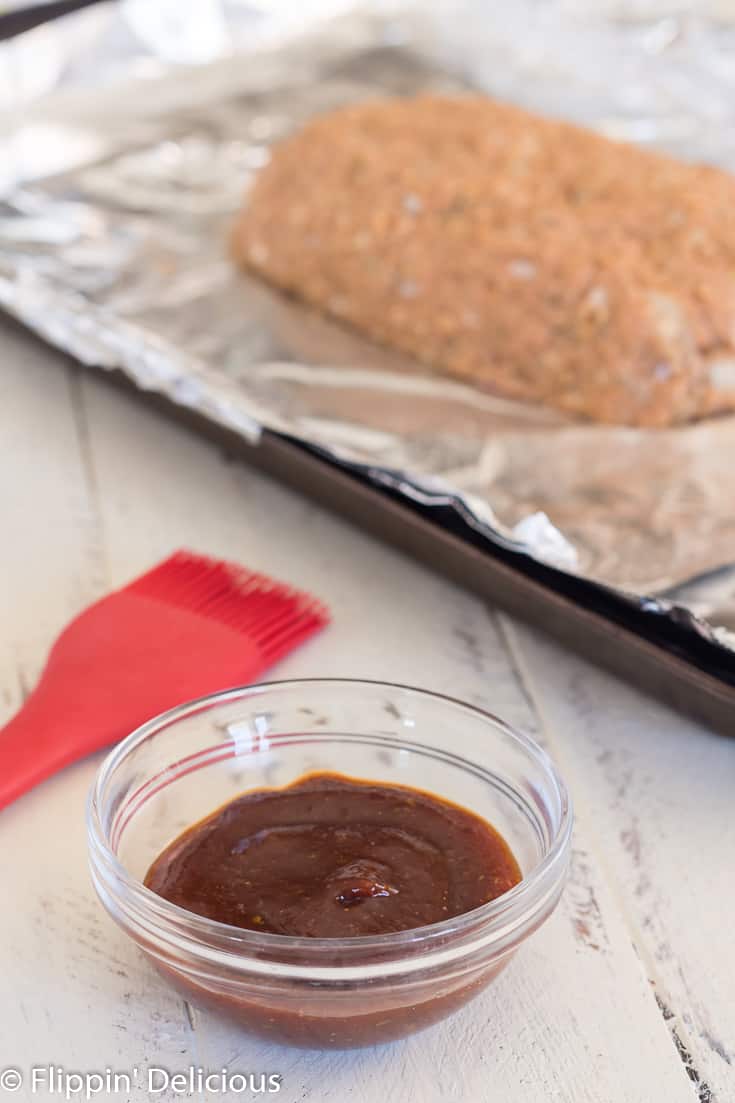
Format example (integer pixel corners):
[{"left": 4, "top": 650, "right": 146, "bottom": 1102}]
[{"left": 87, "top": 679, "right": 572, "bottom": 1048}]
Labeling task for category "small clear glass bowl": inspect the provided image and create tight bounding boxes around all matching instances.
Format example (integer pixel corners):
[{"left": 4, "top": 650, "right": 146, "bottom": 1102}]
[{"left": 87, "top": 679, "right": 572, "bottom": 1048}]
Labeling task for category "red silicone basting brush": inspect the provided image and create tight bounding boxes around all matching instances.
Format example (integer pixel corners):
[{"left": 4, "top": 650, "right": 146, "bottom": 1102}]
[{"left": 0, "top": 551, "right": 329, "bottom": 812}]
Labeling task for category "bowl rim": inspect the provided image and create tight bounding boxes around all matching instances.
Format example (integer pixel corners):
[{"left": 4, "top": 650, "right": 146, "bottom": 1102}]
[{"left": 87, "top": 677, "right": 573, "bottom": 961}]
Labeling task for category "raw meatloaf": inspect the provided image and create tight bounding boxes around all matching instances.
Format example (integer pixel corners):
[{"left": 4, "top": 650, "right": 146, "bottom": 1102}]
[{"left": 232, "top": 94, "right": 735, "bottom": 426}]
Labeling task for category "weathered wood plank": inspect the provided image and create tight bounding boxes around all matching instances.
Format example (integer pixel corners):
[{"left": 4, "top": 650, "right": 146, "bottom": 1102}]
[
  {"left": 504, "top": 618, "right": 735, "bottom": 1102},
  {"left": 0, "top": 330, "right": 199, "bottom": 1102}
]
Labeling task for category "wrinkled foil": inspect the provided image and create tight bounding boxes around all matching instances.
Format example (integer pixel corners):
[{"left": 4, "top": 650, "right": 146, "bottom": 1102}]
[{"left": 1, "top": 3, "right": 735, "bottom": 640}]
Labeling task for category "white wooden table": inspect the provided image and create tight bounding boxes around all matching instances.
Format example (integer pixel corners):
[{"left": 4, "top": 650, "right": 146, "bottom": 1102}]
[{"left": 1, "top": 317, "right": 733, "bottom": 1103}]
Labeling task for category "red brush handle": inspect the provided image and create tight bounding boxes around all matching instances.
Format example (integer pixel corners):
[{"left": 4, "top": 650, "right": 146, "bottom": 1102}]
[
  {"left": 0, "top": 549, "right": 328, "bottom": 813},
  {"left": 0, "top": 595, "right": 264, "bottom": 813},
  {"left": 0, "top": 693, "right": 91, "bottom": 810}
]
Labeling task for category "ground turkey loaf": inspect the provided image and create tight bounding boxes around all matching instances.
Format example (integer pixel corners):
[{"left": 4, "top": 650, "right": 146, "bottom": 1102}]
[{"left": 232, "top": 94, "right": 735, "bottom": 426}]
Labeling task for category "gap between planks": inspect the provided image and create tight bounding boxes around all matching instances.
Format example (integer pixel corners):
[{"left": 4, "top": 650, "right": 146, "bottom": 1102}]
[
  {"left": 68, "top": 363, "right": 202, "bottom": 1059},
  {"left": 494, "top": 611, "right": 715, "bottom": 1103},
  {"left": 65, "top": 365, "right": 110, "bottom": 596}
]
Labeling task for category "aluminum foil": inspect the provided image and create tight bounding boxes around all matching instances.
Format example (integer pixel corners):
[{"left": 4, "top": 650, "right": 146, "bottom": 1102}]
[{"left": 1, "top": 2, "right": 735, "bottom": 639}]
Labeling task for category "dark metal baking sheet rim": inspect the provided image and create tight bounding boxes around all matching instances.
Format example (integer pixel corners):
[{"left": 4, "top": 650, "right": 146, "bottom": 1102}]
[
  {"left": 267, "top": 435, "right": 735, "bottom": 736},
  {"left": 84, "top": 362, "right": 734, "bottom": 736},
  {"left": 284, "top": 439, "right": 735, "bottom": 677}
]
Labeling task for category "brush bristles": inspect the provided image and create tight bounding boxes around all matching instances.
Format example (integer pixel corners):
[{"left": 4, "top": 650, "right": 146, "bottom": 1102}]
[{"left": 127, "top": 551, "right": 329, "bottom": 663}]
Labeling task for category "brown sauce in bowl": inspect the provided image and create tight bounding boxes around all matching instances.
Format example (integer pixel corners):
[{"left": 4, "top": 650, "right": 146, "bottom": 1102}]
[
  {"left": 145, "top": 772, "right": 521, "bottom": 937},
  {"left": 142, "top": 772, "right": 524, "bottom": 1047}
]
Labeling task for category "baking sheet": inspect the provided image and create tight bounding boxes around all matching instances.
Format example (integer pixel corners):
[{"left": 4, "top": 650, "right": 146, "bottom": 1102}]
[{"left": 1, "top": 2, "right": 735, "bottom": 647}]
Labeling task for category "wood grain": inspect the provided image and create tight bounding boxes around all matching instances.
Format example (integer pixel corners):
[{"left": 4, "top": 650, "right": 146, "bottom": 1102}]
[
  {"left": 503, "top": 619, "right": 735, "bottom": 1102},
  {"left": 1, "top": 322, "right": 730, "bottom": 1101}
]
